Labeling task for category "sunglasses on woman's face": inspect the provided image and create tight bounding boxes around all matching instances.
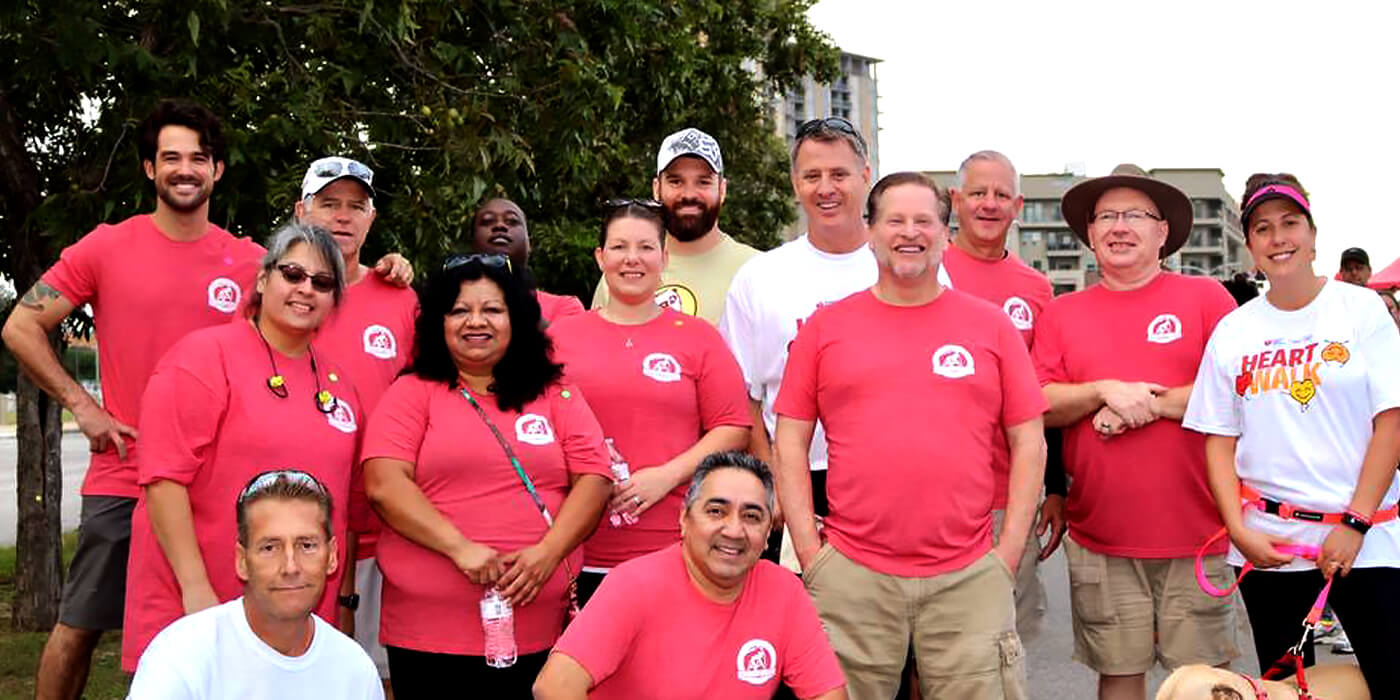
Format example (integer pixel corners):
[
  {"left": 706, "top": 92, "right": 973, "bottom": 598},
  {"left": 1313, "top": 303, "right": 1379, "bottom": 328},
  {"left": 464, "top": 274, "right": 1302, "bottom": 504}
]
[
  {"left": 237, "top": 469, "right": 328, "bottom": 506},
  {"left": 275, "top": 263, "right": 337, "bottom": 294}
]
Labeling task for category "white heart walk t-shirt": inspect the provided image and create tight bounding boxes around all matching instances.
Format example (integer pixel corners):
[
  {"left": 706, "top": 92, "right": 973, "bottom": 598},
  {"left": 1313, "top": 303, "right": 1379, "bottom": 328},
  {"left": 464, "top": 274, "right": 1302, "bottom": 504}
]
[{"left": 1184, "top": 279, "right": 1400, "bottom": 571}]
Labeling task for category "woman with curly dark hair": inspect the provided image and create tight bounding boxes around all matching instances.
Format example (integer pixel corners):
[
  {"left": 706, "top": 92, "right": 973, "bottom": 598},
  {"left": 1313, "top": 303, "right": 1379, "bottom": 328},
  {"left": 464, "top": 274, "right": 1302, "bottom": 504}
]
[{"left": 361, "top": 254, "right": 611, "bottom": 698}]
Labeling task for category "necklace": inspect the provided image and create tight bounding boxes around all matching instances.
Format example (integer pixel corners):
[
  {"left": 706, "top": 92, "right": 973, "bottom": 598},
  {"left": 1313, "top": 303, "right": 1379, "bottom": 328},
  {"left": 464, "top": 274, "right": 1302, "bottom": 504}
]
[
  {"left": 253, "top": 318, "right": 338, "bottom": 414},
  {"left": 598, "top": 305, "right": 661, "bottom": 348}
]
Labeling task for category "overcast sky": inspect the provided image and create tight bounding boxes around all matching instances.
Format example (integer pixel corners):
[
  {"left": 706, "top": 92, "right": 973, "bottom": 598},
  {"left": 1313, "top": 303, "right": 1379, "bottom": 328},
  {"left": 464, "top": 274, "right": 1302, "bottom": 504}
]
[{"left": 808, "top": 0, "right": 1399, "bottom": 277}]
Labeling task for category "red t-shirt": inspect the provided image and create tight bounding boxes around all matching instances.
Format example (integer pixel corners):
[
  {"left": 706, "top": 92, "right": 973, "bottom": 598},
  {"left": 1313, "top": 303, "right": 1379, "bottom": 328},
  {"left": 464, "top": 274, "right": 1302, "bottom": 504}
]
[
  {"left": 41, "top": 215, "right": 263, "bottom": 497},
  {"left": 1032, "top": 272, "right": 1237, "bottom": 558},
  {"left": 942, "top": 245, "right": 1053, "bottom": 509},
  {"left": 775, "top": 289, "right": 1048, "bottom": 577},
  {"left": 550, "top": 309, "right": 751, "bottom": 568},
  {"left": 359, "top": 375, "right": 610, "bottom": 655},
  {"left": 538, "top": 290, "right": 585, "bottom": 326},
  {"left": 553, "top": 544, "right": 845, "bottom": 699},
  {"left": 122, "top": 321, "right": 363, "bottom": 670},
  {"left": 317, "top": 273, "right": 418, "bottom": 559}
]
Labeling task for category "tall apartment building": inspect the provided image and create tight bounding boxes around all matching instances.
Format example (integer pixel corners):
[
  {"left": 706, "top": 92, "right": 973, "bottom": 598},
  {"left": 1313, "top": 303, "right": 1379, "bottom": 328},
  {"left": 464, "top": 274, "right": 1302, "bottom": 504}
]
[
  {"left": 926, "top": 167, "right": 1252, "bottom": 295},
  {"left": 772, "top": 51, "right": 882, "bottom": 174}
]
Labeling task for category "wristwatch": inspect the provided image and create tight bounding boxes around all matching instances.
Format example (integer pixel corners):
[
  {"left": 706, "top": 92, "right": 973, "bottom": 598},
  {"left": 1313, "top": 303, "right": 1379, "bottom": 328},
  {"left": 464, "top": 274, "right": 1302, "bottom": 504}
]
[
  {"left": 1340, "top": 512, "right": 1371, "bottom": 535},
  {"left": 338, "top": 593, "right": 361, "bottom": 611}
]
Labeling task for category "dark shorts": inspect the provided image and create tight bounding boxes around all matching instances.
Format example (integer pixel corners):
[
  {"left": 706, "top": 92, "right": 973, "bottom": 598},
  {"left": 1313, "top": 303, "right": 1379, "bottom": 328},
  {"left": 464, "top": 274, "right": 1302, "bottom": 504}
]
[{"left": 57, "top": 495, "right": 135, "bottom": 630}]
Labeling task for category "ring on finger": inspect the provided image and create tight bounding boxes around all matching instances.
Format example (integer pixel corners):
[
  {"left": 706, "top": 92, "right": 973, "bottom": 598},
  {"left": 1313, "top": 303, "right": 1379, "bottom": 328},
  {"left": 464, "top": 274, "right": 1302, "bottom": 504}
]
[{"left": 633, "top": 496, "right": 642, "bottom": 506}]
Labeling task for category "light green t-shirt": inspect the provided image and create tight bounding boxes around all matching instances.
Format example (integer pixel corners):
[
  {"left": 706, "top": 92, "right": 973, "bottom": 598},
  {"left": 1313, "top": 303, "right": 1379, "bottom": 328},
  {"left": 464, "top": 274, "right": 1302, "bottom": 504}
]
[{"left": 591, "top": 232, "right": 760, "bottom": 325}]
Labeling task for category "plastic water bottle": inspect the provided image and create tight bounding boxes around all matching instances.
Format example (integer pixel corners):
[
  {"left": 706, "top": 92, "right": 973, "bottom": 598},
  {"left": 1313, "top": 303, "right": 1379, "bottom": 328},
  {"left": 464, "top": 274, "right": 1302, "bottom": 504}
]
[
  {"left": 481, "top": 589, "right": 517, "bottom": 668},
  {"left": 605, "top": 439, "right": 639, "bottom": 527}
]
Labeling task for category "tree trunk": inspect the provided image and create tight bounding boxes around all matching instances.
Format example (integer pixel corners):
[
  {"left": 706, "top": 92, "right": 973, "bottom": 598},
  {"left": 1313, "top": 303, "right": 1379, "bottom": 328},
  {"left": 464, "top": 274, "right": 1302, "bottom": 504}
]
[{"left": 11, "top": 338, "right": 65, "bottom": 631}]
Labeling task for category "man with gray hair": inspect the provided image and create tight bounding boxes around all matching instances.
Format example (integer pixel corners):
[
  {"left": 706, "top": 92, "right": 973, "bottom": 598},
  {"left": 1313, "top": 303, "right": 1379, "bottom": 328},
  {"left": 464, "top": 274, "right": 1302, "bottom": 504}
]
[
  {"left": 944, "top": 150, "right": 1060, "bottom": 642},
  {"left": 293, "top": 156, "right": 419, "bottom": 691},
  {"left": 533, "top": 451, "right": 847, "bottom": 700}
]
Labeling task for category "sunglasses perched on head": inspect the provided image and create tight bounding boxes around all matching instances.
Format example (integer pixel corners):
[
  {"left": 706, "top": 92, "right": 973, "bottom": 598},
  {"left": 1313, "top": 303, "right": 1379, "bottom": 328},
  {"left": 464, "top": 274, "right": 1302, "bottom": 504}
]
[
  {"left": 275, "top": 263, "right": 337, "bottom": 293},
  {"left": 602, "top": 198, "right": 663, "bottom": 213},
  {"left": 313, "top": 158, "right": 374, "bottom": 182},
  {"left": 796, "top": 117, "right": 859, "bottom": 140},
  {"left": 443, "top": 252, "right": 513, "bottom": 273},
  {"left": 237, "top": 469, "right": 328, "bottom": 506}
]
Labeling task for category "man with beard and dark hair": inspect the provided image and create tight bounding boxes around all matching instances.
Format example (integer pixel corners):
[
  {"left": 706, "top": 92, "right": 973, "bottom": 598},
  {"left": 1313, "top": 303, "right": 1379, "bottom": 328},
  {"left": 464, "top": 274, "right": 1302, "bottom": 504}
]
[
  {"left": 590, "top": 127, "right": 758, "bottom": 324},
  {"left": 471, "top": 197, "right": 586, "bottom": 326},
  {"left": 2, "top": 99, "right": 265, "bottom": 700}
]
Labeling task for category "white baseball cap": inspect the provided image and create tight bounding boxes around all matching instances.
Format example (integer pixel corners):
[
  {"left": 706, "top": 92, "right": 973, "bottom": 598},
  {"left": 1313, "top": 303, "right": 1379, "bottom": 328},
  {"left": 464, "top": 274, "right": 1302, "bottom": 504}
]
[
  {"left": 301, "top": 156, "right": 375, "bottom": 199},
  {"left": 656, "top": 128, "right": 723, "bottom": 175}
]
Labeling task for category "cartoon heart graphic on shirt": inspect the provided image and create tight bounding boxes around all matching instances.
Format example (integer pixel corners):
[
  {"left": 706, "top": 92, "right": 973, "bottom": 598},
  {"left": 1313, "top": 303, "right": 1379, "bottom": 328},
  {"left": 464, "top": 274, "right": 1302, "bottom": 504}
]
[
  {"left": 1320, "top": 342, "right": 1350, "bottom": 365},
  {"left": 1289, "top": 378, "right": 1316, "bottom": 409},
  {"left": 1234, "top": 371, "right": 1251, "bottom": 397}
]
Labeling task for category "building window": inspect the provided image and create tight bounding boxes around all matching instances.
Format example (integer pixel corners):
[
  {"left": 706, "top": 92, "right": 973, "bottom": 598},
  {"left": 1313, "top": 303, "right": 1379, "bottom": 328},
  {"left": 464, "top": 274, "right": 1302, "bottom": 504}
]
[
  {"left": 1192, "top": 198, "right": 1221, "bottom": 220},
  {"left": 1049, "top": 256, "right": 1079, "bottom": 271},
  {"left": 1053, "top": 283, "right": 1078, "bottom": 296},
  {"left": 1047, "top": 232, "right": 1081, "bottom": 252},
  {"left": 1020, "top": 230, "right": 1043, "bottom": 244},
  {"left": 1021, "top": 201, "right": 1062, "bottom": 223},
  {"left": 1031, "top": 259, "right": 1044, "bottom": 271}
]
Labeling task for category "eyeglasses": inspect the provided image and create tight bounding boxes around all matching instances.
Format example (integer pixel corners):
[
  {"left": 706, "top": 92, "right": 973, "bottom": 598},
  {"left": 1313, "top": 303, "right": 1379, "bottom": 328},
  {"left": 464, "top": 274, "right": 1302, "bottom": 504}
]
[
  {"left": 276, "top": 263, "right": 337, "bottom": 294},
  {"left": 602, "top": 198, "right": 663, "bottom": 212},
  {"left": 443, "top": 252, "right": 513, "bottom": 273},
  {"left": 1090, "top": 209, "right": 1163, "bottom": 227},
  {"left": 237, "top": 469, "right": 328, "bottom": 506},
  {"left": 312, "top": 158, "right": 374, "bottom": 183}
]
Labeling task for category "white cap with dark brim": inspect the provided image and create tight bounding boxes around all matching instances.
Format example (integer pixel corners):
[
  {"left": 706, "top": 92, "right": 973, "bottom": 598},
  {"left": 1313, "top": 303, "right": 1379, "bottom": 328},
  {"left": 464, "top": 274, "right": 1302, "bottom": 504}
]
[
  {"left": 656, "top": 128, "right": 723, "bottom": 175},
  {"left": 301, "top": 156, "right": 375, "bottom": 199}
]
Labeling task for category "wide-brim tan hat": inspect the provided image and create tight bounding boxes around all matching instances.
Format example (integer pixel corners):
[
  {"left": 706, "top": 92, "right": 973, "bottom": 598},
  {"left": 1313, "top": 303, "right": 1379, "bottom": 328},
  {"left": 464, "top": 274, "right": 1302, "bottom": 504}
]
[{"left": 1060, "top": 164, "right": 1192, "bottom": 259}]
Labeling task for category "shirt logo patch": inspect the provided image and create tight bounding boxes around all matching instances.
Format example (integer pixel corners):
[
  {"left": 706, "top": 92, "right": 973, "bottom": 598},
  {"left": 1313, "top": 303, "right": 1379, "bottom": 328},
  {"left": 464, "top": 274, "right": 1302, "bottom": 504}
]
[
  {"left": 206, "top": 277, "right": 242, "bottom": 314},
  {"left": 1003, "top": 296, "right": 1034, "bottom": 330},
  {"left": 326, "top": 400, "right": 357, "bottom": 434},
  {"left": 642, "top": 353, "right": 683, "bottom": 383},
  {"left": 654, "top": 284, "right": 698, "bottom": 316},
  {"left": 362, "top": 324, "right": 398, "bottom": 360},
  {"left": 735, "top": 639, "right": 777, "bottom": 686},
  {"left": 931, "top": 344, "right": 975, "bottom": 379},
  {"left": 515, "top": 414, "right": 555, "bottom": 446},
  {"left": 1146, "top": 313, "right": 1182, "bottom": 344}
]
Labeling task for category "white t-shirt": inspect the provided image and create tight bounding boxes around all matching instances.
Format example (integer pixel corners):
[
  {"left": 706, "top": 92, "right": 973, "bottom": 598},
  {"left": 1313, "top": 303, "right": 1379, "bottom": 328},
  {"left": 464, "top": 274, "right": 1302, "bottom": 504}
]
[
  {"left": 1184, "top": 279, "right": 1400, "bottom": 570},
  {"left": 718, "top": 233, "right": 950, "bottom": 470},
  {"left": 128, "top": 598, "right": 384, "bottom": 700}
]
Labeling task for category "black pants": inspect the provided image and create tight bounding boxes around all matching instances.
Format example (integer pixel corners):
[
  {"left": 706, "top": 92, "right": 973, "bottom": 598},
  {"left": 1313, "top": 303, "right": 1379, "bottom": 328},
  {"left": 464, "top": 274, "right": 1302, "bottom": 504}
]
[
  {"left": 386, "top": 646, "right": 549, "bottom": 699},
  {"left": 576, "top": 570, "right": 607, "bottom": 610},
  {"left": 1237, "top": 565, "right": 1400, "bottom": 691}
]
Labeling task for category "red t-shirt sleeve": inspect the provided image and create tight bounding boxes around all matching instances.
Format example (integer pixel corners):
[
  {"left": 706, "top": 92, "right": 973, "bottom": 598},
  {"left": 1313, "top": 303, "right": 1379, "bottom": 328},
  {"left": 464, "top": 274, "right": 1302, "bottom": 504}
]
[
  {"left": 550, "top": 566, "right": 644, "bottom": 686},
  {"left": 42, "top": 228, "right": 107, "bottom": 306},
  {"left": 780, "top": 574, "right": 847, "bottom": 697},
  {"left": 136, "top": 336, "right": 230, "bottom": 486},
  {"left": 696, "top": 328, "right": 753, "bottom": 431},
  {"left": 1030, "top": 303, "right": 1068, "bottom": 385},
  {"left": 360, "top": 376, "right": 431, "bottom": 465},
  {"left": 553, "top": 384, "right": 611, "bottom": 479},
  {"left": 996, "top": 315, "right": 1051, "bottom": 427},
  {"left": 774, "top": 315, "right": 820, "bottom": 421}
]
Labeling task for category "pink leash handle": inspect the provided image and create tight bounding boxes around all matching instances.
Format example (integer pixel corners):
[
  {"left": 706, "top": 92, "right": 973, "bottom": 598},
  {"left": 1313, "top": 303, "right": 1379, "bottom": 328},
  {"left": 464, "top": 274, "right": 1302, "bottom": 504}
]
[{"left": 1194, "top": 527, "right": 1320, "bottom": 597}]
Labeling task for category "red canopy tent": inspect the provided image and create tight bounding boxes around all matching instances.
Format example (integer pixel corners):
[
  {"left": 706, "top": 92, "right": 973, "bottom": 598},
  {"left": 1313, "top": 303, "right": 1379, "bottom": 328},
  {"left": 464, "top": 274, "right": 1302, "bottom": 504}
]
[{"left": 1367, "top": 256, "right": 1400, "bottom": 290}]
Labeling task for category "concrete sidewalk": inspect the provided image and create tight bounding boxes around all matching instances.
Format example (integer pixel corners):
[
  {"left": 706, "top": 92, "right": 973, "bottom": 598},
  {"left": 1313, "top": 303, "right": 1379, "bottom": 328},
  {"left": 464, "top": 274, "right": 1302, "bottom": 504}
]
[{"left": 0, "top": 422, "right": 81, "bottom": 439}]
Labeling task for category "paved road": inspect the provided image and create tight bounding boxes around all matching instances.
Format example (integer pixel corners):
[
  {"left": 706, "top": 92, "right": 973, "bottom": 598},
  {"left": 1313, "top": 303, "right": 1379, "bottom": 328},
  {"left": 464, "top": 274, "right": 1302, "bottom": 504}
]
[
  {"left": 0, "top": 432, "right": 1353, "bottom": 697},
  {"left": 1, "top": 430, "right": 90, "bottom": 546}
]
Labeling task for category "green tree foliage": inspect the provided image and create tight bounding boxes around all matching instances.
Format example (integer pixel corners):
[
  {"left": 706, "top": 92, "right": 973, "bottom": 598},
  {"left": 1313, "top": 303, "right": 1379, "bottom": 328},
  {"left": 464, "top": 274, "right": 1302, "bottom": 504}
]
[{"left": 2, "top": 0, "right": 839, "bottom": 299}]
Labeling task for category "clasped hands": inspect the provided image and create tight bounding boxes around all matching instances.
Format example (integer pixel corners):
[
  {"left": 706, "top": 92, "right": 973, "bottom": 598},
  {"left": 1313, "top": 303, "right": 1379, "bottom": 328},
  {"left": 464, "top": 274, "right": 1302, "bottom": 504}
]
[{"left": 1092, "top": 379, "right": 1168, "bottom": 439}]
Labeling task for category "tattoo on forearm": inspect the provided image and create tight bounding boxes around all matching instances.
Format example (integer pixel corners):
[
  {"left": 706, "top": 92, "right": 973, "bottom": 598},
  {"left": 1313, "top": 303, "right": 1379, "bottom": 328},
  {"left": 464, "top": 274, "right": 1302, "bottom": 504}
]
[{"left": 19, "top": 281, "right": 62, "bottom": 310}]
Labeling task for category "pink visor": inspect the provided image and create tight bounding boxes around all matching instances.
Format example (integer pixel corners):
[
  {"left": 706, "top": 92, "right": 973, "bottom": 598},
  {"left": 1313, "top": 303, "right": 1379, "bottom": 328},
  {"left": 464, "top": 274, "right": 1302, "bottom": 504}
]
[{"left": 1242, "top": 183, "right": 1312, "bottom": 227}]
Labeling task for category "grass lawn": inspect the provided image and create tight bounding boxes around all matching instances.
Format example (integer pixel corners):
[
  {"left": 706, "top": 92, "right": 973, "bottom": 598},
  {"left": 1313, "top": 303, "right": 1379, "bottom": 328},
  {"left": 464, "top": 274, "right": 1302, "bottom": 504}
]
[{"left": 0, "top": 533, "right": 128, "bottom": 699}]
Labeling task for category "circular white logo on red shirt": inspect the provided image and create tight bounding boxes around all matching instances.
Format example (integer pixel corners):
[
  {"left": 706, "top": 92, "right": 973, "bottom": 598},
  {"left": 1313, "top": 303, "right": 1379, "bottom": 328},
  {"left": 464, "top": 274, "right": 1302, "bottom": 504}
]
[
  {"left": 735, "top": 639, "right": 777, "bottom": 686},
  {"left": 514, "top": 414, "right": 555, "bottom": 446},
  {"left": 326, "top": 399, "right": 357, "bottom": 434},
  {"left": 642, "top": 353, "right": 683, "bottom": 383},
  {"left": 362, "top": 324, "right": 398, "bottom": 360},
  {"left": 1146, "top": 313, "right": 1183, "bottom": 344},
  {"left": 932, "top": 344, "right": 975, "bottom": 379},
  {"left": 1003, "top": 297, "right": 1034, "bottom": 331},
  {"left": 206, "top": 277, "right": 242, "bottom": 314}
]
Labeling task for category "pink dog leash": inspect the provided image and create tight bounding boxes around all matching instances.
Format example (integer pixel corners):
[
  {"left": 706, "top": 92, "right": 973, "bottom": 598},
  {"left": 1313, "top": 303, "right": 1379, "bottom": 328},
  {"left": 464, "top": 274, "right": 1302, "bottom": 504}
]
[{"left": 1193, "top": 526, "right": 1321, "bottom": 597}]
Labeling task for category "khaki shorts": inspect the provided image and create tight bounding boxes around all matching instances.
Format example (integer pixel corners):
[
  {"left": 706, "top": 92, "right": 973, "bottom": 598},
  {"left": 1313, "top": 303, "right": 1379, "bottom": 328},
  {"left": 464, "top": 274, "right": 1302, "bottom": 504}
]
[
  {"left": 805, "top": 544, "right": 1027, "bottom": 700},
  {"left": 1065, "top": 538, "right": 1238, "bottom": 675},
  {"left": 991, "top": 508, "right": 1047, "bottom": 642}
]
